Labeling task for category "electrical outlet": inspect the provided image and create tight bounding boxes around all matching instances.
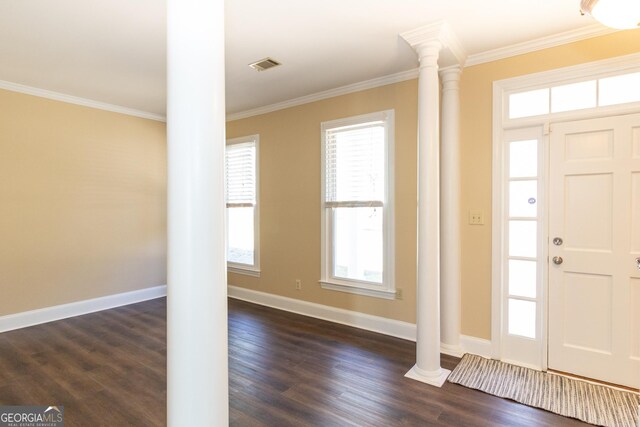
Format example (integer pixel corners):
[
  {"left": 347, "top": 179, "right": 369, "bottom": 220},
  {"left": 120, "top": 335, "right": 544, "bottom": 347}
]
[
  {"left": 395, "top": 288, "right": 403, "bottom": 300},
  {"left": 469, "top": 209, "right": 484, "bottom": 225},
  {"left": 295, "top": 279, "right": 301, "bottom": 290}
]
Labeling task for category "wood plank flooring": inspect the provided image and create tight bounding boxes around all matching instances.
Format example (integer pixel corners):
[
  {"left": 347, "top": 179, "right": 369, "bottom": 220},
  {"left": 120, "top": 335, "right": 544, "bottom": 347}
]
[{"left": 0, "top": 297, "right": 587, "bottom": 426}]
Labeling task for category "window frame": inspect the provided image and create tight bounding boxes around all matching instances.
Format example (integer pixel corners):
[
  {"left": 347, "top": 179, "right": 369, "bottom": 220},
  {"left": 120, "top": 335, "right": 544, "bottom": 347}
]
[
  {"left": 226, "top": 134, "right": 260, "bottom": 277},
  {"left": 501, "top": 54, "right": 640, "bottom": 125},
  {"left": 319, "top": 110, "right": 395, "bottom": 299}
]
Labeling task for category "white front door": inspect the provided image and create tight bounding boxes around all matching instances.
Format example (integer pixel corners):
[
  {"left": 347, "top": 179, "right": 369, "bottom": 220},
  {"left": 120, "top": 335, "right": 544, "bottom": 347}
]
[{"left": 548, "top": 113, "right": 640, "bottom": 389}]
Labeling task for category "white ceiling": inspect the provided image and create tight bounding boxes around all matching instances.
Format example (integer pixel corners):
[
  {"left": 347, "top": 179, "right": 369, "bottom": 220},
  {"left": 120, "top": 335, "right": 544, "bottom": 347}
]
[{"left": 0, "top": 0, "right": 605, "bottom": 117}]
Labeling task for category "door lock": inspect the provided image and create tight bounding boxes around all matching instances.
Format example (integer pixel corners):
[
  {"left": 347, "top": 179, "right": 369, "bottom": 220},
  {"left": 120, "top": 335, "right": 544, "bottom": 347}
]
[
  {"left": 552, "top": 256, "right": 563, "bottom": 265},
  {"left": 553, "top": 237, "right": 563, "bottom": 246},
  {"left": 636, "top": 257, "right": 640, "bottom": 270}
]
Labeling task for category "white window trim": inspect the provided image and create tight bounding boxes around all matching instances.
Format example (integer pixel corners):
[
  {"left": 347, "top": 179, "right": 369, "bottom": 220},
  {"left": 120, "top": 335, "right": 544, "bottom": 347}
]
[
  {"left": 226, "top": 134, "right": 260, "bottom": 277},
  {"left": 499, "top": 52, "right": 640, "bottom": 129},
  {"left": 319, "top": 110, "right": 395, "bottom": 299},
  {"left": 492, "top": 52, "right": 640, "bottom": 370}
]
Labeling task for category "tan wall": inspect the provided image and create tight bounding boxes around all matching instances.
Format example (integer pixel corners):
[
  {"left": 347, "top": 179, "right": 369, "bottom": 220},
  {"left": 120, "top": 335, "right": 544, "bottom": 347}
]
[
  {"left": 227, "top": 80, "right": 419, "bottom": 322},
  {"left": 228, "top": 29, "right": 640, "bottom": 338},
  {"left": 0, "top": 89, "right": 167, "bottom": 316}
]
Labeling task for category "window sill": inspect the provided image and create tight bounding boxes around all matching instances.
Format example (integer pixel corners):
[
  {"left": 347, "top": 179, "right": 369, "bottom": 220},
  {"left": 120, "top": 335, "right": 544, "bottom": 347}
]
[
  {"left": 319, "top": 280, "right": 396, "bottom": 300},
  {"left": 227, "top": 265, "right": 261, "bottom": 277}
]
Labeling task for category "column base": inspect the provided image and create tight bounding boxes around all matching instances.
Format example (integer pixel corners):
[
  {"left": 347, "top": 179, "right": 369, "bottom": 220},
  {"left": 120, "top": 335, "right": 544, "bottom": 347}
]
[
  {"left": 440, "top": 343, "right": 464, "bottom": 358},
  {"left": 405, "top": 364, "right": 451, "bottom": 387}
]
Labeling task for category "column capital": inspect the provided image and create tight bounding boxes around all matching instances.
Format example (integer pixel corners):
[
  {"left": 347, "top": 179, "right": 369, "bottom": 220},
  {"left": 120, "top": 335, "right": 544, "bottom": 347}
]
[
  {"left": 440, "top": 65, "right": 462, "bottom": 91},
  {"left": 439, "top": 65, "right": 462, "bottom": 81},
  {"left": 400, "top": 20, "right": 467, "bottom": 67},
  {"left": 416, "top": 41, "right": 442, "bottom": 68}
]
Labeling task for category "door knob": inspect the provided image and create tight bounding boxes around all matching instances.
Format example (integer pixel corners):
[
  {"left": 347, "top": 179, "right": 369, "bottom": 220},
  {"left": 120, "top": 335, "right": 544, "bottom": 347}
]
[{"left": 552, "top": 256, "right": 563, "bottom": 265}]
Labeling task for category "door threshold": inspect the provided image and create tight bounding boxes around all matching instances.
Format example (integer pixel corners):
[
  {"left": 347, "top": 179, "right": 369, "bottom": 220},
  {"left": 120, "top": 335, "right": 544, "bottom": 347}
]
[{"left": 547, "top": 369, "right": 640, "bottom": 395}]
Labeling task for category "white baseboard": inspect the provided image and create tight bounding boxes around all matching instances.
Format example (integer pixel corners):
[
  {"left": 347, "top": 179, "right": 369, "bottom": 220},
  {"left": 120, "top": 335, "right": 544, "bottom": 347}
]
[
  {"left": 460, "top": 335, "right": 493, "bottom": 359},
  {"left": 228, "top": 285, "right": 416, "bottom": 341},
  {"left": 440, "top": 343, "right": 464, "bottom": 358},
  {"left": 2, "top": 283, "right": 494, "bottom": 361},
  {"left": 228, "top": 285, "right": 493, "bottom": 358},
  {"left": 0, "top": 285, "right": 167, "bottom": 333}
]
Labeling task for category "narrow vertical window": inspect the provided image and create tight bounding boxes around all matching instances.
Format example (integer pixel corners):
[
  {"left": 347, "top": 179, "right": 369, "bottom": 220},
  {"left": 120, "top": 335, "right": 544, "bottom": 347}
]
[
  {"left": 226, "top": 135, "right": 259, "bottom": 275},
  {"left": 506, "top": 136, "right": 540, "bottom": 339},
  {"left": 320, "top": 110, "right": 395, "bottom": 299}
]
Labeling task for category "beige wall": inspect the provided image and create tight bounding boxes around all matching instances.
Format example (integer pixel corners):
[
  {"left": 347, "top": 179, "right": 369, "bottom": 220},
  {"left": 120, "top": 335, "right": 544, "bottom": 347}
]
[
  {"left": 227, "top": 80, "right": 419, "bottom": 322},
  {"left": 0, "top": 89, "right": 166, "bottom": 316},
  {"left": 5, "top": 29, "right": 634, "bottom": 336},
  {"left": 228, "top": 29, "right": 640, "bottom": 339}
]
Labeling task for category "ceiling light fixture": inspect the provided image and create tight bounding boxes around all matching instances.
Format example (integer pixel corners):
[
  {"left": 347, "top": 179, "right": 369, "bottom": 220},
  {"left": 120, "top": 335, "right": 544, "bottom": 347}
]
[{"left": 580, "top": 0, "right": 640, "bottom": 29}]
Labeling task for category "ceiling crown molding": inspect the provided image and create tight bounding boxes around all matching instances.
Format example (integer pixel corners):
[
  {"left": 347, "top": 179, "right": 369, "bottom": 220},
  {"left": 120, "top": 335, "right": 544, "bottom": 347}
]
[
  {"left": 226, "top": 68, "right": 419, "bottom": 122},
  {"left": 0, "top": 79, "right": 166, "bottom": 122},
  {"left": 465, "top": 24, "right": 617, "bottom": 67},
  {"left": 400, "top": 20, "right": 467, "bottom": 66}
]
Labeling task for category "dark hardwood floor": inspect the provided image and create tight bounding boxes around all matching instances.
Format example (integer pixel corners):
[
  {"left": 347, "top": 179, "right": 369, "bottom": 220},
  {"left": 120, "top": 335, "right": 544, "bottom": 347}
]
[{"left": 0, "top": 297, "right": 586, "bottom": 426}]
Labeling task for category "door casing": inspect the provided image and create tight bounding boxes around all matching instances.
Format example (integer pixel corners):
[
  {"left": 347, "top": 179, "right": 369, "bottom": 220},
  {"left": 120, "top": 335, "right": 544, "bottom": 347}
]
[{"left": 491, "top": 53, "right": 640, "bottom": 373}]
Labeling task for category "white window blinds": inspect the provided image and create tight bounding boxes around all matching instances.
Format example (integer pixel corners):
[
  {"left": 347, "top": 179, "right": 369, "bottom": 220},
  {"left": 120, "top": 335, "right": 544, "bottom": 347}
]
[
  {"left": 324, "top": 121, "right": 385, "bottom": 208},
  {"left": 225, "top": 141, "right": 256, "bottom": 208}
]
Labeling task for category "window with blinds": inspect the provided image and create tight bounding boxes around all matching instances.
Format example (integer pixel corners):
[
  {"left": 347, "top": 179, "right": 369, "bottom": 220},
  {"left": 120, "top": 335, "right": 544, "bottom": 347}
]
[
  {"left": 324, "top": 122, "right": 385, "bottom": 208},
  {"left": 320, "top": 110, "right": 395, "bottom": 298},
  {"left": 225, "top": 135, "right": 259, "bottom": 271},
  {"left": 226, "top": 141, "right": 256, "bottom": 208}
]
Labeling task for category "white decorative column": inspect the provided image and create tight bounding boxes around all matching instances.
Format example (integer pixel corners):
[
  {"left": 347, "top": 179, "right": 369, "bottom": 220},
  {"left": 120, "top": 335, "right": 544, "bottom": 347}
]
[
  {"left": 167, "top": 0, "right": 228, "bottom": 425},
  {"left": 401, "top": 21, "right": 466, "bottom": 387},
  {"left": 440, "top": 66, "right": 463, "bottom": 357},
  {"left": 402, "top": 26, "right": 448, "bottom": 388}
]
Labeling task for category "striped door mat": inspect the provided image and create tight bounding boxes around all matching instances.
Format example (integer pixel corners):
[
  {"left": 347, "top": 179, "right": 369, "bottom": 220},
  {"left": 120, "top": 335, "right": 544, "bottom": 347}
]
[{"left": 448, "top": 354, "right": 639, "bottom": 427}]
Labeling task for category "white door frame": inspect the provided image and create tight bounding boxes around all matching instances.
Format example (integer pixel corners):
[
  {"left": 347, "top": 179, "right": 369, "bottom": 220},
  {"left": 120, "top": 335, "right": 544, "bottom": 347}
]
[{"left": 491, "top": 52, "right": 640, "bottom": 370}]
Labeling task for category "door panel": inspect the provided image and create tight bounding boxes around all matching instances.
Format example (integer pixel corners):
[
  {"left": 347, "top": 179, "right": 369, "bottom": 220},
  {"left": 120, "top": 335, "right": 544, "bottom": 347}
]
[
  {"left": 564, "top": 173, "right": 613, "bottom": 251},
  {"left": 632, "top": 173, "right": 640, "bottom": 253},
  {"left": 632, "top": 279, "right": 640, "bottom": 360},
  {"left": 633, "top": 127, "right": 640, "bottom": 158},
  {"left": 564, "top": 130, "right": 613, "bottom": 161},
  {"left": 549, "top": 113, "right": 640, "bottom": 389},
  {"left": 563, "top": 272, "right": 612, "bottom": 353}
]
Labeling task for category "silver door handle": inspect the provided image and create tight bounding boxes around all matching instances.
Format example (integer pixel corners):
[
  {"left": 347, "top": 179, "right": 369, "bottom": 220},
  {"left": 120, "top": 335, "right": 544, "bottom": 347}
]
[{"left": 552, "top": 256, "right": 563, "bottom": 265}]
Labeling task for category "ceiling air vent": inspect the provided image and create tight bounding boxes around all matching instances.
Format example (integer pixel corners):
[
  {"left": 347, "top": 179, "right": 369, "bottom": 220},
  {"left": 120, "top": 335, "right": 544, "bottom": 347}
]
[{"left": 248, "top": 57, "right": 281, "bottom": 72}]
